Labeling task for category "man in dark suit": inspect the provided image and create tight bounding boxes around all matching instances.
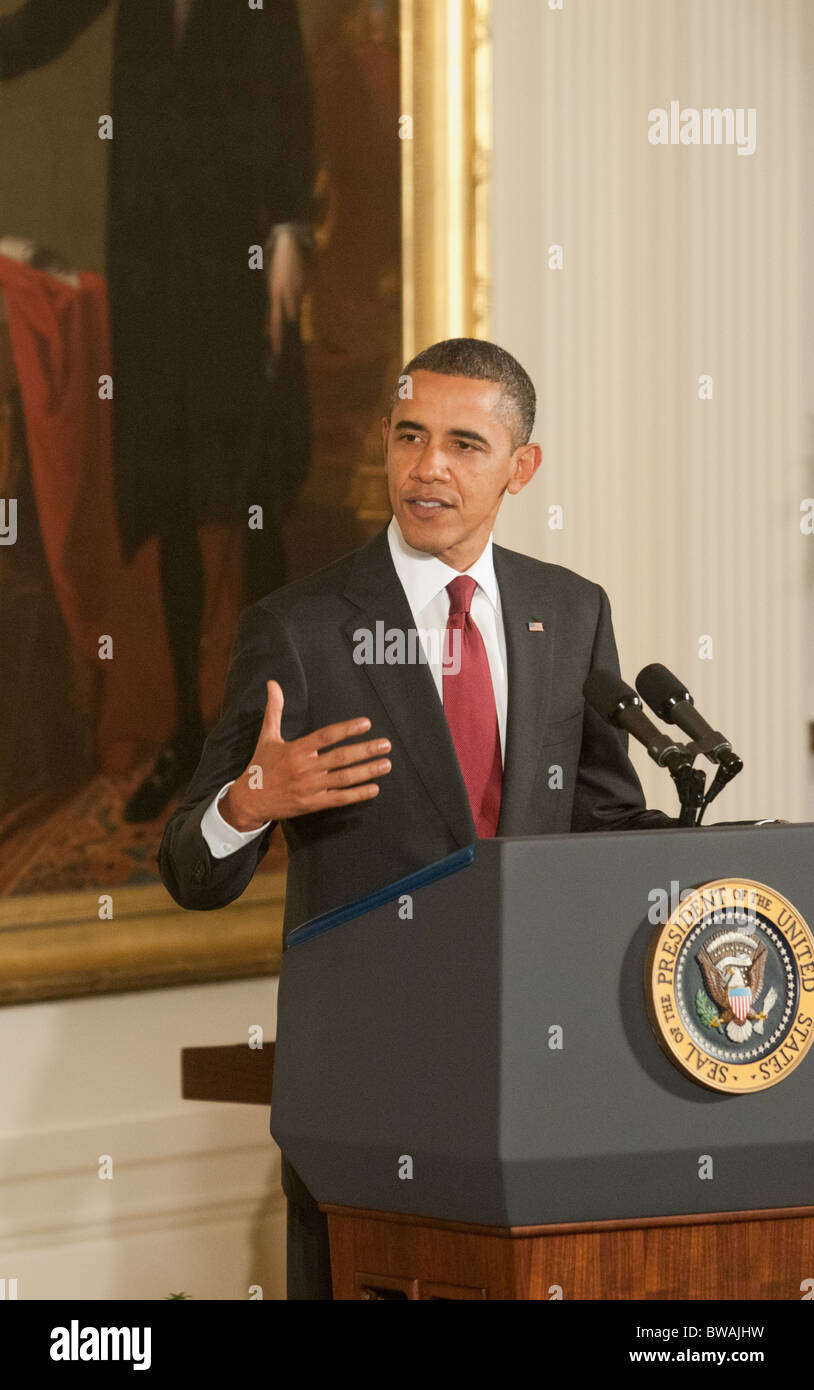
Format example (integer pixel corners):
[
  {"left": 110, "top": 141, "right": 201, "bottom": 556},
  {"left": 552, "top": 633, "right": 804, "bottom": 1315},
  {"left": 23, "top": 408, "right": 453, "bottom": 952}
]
[{"left": 159, "top": 337, "right": 673, "bottom": 1299}]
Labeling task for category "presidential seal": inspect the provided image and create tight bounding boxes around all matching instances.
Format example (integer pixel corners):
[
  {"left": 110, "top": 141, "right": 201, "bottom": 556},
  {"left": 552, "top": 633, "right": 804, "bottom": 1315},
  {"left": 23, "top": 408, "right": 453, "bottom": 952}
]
[{"left": 646, "top": 879, "right": 814, "bottom": 1093}]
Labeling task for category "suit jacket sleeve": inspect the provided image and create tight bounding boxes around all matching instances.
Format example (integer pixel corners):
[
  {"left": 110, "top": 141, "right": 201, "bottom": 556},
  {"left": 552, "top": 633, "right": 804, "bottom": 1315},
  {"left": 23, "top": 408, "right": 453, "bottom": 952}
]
[
  {"left": 570, "top": 584, "right": 675, "bottom": 833},
  {"left": 0, "top": 0, "right": 109, "bottom": 80},
  {"left": 158, "top": 601, "right": 308, "bottom": 911}
]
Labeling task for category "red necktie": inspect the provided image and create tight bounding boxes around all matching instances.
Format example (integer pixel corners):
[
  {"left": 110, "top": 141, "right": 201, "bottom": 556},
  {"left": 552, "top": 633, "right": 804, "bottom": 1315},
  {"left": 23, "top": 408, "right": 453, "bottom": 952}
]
[{"left": 442, "top": 575, "right": 503, "bottom": 837}]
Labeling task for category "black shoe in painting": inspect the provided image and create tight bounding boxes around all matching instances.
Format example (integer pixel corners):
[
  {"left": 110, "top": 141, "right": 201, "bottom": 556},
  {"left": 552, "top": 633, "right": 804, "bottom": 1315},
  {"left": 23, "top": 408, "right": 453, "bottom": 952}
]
[{"left": 123, "top": 729, "right": 204, "bottom": 823}]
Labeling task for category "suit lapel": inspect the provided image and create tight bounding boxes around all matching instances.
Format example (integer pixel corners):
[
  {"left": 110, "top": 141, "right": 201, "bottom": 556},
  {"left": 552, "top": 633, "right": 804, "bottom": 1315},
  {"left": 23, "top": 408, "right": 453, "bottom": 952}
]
[
  {"left": 492, "top": 546, "right": 557, "bottom": 834},
  {"left": 342, "top": 530, "right": 475, "bottom": 846},
  {"left": 343, "top": 530, "right": 558, "bottom": 842}
]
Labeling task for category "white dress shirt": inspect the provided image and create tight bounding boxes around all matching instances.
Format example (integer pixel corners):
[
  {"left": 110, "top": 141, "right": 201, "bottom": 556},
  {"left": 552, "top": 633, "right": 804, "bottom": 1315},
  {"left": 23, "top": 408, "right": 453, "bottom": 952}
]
[{"left": 200, "top": 516, "right": 508, "bottom": 859}]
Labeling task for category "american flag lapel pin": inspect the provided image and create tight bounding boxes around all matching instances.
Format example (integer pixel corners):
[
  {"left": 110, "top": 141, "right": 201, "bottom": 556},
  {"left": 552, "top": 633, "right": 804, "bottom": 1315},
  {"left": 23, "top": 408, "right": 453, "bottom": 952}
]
[{"left": 527, "top": 620, "right": 544, "bottom": 632}]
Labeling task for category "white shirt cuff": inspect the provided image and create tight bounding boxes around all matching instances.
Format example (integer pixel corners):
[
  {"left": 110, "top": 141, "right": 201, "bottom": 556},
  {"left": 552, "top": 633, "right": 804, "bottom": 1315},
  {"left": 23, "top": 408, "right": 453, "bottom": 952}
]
[{"left": 201, "top": 781, "right": 272, "bottom": 859}]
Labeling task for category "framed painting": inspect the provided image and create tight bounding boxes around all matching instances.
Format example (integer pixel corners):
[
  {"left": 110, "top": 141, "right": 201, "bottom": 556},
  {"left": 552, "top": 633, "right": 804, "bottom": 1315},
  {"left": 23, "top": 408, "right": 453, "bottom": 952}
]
[{"left": 0, "top": 0, "right": 490, "bottom": 1003}]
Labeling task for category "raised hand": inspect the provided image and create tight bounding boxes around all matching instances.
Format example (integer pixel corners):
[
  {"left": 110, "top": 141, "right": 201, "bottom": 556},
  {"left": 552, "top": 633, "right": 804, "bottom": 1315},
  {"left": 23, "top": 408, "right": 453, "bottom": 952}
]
[{"left": 219, "top": 680, "right": 391, "bottom": 831}]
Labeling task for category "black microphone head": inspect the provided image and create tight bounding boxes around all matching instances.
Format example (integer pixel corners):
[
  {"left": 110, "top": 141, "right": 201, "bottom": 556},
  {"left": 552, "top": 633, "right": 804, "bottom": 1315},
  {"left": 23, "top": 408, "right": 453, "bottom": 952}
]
[
  {"left": 636, "top": 663, "right": 692, "bottom": 721},
  {"left": 583, "top": 669, "right": 639, "bottom": 722}
]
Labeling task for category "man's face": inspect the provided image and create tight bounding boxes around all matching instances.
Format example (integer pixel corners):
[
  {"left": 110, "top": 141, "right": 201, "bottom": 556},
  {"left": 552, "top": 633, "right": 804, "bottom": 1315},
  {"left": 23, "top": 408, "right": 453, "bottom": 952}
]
[{"left": 382, "top": 370, "right": 541, "bottom": 571}]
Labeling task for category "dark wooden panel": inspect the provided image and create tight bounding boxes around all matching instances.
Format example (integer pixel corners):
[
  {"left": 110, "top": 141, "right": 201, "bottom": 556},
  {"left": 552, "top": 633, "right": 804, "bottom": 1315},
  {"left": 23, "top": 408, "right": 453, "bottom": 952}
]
[
  {"left": 181, "top": 1042, "right": 275, "bottom": 1105},
  {"left": 323, "top": 1204, "right": 814, "bottom": 1300}
]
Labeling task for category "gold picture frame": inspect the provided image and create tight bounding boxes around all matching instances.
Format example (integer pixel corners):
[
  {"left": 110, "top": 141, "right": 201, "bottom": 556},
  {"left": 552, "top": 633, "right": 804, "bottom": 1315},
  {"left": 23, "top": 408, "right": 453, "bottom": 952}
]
[{"left": 0, "top": 0, "right": 492, "bottom": 1006}]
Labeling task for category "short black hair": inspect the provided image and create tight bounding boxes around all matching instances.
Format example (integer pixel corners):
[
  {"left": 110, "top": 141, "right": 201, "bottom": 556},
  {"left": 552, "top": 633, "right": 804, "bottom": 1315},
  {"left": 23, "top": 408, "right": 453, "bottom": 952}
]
[{"left": 389, "top": 337, "right": 536, "bottom": 450}]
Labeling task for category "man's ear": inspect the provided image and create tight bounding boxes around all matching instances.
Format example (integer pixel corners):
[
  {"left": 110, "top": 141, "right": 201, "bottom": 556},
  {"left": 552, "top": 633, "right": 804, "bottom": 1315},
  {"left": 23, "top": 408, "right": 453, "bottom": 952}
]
[
  {"left": 506, "top": 442, "right": 542, "bottom": 495},
  {"left": 380, "top": 415, "right": 391, "bottom": 459}
]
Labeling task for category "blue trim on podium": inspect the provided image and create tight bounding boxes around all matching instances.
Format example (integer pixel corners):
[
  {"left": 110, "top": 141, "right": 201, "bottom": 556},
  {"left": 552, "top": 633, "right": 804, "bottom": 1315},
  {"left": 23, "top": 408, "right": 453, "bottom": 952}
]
[{"left": 284, "top": 844, "right": 476, "bottom": 949}]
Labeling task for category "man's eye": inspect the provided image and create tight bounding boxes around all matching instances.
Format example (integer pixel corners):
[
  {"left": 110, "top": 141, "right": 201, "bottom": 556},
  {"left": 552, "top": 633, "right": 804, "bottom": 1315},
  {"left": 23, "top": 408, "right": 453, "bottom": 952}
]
[{"left": 398, "top": 432, "right": 421, "bottom": 443}]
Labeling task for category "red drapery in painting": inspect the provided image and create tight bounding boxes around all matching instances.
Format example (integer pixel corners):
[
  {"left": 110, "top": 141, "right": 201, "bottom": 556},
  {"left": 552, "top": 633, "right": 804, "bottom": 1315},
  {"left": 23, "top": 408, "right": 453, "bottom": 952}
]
[{"left": 0, "top": 253, "right": 240, "bottom": 777}]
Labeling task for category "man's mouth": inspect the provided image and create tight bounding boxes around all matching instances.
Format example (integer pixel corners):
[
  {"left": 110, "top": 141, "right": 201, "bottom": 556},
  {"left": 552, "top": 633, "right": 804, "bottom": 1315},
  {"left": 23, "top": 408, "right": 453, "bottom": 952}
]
[{"left": 405, "top": 498, "right": 454, "bottom": 511}]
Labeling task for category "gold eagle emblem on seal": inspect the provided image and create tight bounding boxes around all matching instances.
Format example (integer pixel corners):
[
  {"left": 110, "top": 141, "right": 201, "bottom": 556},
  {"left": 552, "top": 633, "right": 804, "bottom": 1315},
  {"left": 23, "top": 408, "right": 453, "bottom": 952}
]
[{"left": 646, "top": 879, "right": 814, "bottom": 1093}]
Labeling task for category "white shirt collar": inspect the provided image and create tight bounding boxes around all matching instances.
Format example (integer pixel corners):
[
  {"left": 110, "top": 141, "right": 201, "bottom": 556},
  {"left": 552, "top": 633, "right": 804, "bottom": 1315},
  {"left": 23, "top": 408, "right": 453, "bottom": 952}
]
[{"left": 386, "top": 515, "right": 499, "bottom": 615}]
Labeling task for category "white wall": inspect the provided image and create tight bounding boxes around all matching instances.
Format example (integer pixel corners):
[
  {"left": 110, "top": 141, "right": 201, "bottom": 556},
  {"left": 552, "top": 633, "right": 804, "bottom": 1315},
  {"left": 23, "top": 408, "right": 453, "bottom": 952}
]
[
  {"left": 491, "top": 0, "right": 813, "bottom": 824},
  {"left": 0, "top": 978, "right": 286, "bottom": 1301}
]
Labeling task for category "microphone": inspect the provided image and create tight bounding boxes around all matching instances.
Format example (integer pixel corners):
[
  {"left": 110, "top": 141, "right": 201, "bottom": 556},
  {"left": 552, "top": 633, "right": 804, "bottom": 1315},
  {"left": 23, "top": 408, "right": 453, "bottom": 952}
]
[
  {"left": 635, "top": 664, "right": 743, "bottom": 775},
  {"left": 583, "top": 669, "right": 692, "bottom": 772}
]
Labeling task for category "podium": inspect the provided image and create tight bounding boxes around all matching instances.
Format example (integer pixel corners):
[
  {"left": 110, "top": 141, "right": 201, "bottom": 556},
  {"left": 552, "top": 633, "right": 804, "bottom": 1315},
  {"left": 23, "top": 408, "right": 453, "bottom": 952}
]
[{"left": 270, "top": 825, "right": 814, "bottom": 1298}]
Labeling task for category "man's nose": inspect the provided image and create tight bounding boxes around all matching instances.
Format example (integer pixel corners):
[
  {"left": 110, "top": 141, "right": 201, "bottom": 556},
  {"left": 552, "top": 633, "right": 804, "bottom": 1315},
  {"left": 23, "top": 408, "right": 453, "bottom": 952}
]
[{"left": 412, "top": 443, "right": 450, "bottom": 479}]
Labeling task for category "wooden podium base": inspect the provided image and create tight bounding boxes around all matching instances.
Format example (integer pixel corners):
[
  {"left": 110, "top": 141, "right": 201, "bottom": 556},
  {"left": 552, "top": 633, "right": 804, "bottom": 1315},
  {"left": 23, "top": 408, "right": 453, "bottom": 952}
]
[
  {"left": 177, "top": 1046, "right": 814, "bottom": 1299},
  {"left": 320, "top": 1202, "right": 814, "bottom": 1300}
]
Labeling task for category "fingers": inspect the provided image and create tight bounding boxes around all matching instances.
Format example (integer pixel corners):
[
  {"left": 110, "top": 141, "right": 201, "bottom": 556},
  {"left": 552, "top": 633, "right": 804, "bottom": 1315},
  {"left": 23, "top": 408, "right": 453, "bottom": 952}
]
[
  {"left": 260, "top": 680, "right": 284, "bottom": 742},
  {"left": 320, "top": 755, "right": 391, "bottom": 791},
  {"left": 294, "top": 747, "right": 391, "bottom": 796},
  {"left": 312, "top": 736, "right": 391, "bottom": 773},
  {"left": 250, "top": 704, "right": 392, "bottom": 817},
  {"left": 299, "top": 715, "right": 373, "bottom": 754},
  {"left": 259, "top": 693, "right": 382, "bottom": 764}
]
